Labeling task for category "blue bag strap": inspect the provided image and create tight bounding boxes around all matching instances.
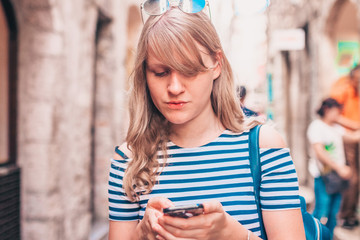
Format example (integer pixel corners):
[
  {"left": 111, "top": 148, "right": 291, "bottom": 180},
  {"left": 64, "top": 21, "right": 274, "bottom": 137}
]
[{"left": 249, "top": 125, "right": 267, "bottom": 239}]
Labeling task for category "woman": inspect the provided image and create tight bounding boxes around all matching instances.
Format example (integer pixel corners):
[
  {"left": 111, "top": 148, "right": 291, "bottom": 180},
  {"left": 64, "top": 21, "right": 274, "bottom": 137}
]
[
  {"left": 307, "top": 98, "right": 360, "bottom": 238},
  {"left": 109, "top": 2, "right": 305, "bottom": 240}
]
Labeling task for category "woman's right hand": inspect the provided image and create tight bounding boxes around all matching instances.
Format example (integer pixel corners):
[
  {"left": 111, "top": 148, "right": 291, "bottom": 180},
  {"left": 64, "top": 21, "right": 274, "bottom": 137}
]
[
  {"left": 137, "top": 197, "right": 174, "bottom": 240},
  {"left": 336, "top": 165, "right": 352, "bottom": 180}
]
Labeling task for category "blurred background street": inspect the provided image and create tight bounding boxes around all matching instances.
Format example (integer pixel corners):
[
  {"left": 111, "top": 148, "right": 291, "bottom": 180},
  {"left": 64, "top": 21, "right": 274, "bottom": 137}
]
[{"left": 0, "top": 0, "right": 360, "bottom": 239}]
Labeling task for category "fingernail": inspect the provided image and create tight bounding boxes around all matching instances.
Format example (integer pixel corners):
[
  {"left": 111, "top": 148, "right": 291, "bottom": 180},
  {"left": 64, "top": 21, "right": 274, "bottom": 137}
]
[
  {"left": 152, "top": 224, "right": 159, "bottom": 231},
  {"left": 156, "top": 235, "right": 165, "bottom": 240}
]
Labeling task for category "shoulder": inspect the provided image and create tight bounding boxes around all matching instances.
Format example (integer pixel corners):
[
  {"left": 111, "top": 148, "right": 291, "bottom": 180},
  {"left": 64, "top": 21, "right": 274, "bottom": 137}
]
[
  {"left": 331, "top": 77, "right": 350, "bottom": 95},
  {"left": 308, "top": 119, "right": 322, "bottom": 130},
  {"left": 259, "top": 124, "right": 287, "bottom": 148},
  {"left": 112, "top": 142, "right": 133, "bottom": 160}
]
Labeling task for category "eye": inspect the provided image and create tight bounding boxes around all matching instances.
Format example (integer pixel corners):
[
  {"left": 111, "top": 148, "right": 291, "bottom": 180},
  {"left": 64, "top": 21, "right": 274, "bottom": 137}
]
[{"left": 154, "top": 69, "right": 170, "bottom": 77}]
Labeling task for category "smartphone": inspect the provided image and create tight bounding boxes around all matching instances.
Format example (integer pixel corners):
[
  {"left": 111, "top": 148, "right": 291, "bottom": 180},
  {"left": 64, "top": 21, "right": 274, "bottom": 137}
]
[{"left": 163, "top": 203, "right": 204, "bottom": 218}]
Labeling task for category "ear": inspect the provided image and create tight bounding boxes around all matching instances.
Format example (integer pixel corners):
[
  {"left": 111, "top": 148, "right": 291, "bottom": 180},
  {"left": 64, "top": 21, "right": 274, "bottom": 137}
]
[{"left": 212, "top": 51, "right": 223, "bottom": 80}]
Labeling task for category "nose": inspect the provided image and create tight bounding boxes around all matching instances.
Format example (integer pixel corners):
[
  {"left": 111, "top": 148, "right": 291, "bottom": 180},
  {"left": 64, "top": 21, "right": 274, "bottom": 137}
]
[{"left": 167, "top": 72, "right": 185, "bottom": 95}]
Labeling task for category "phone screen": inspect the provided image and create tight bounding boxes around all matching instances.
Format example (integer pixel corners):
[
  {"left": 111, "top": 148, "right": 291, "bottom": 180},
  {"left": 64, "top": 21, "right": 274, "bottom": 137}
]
[{"left": 163, "top": 204, "right": 204, "bottom": 218}]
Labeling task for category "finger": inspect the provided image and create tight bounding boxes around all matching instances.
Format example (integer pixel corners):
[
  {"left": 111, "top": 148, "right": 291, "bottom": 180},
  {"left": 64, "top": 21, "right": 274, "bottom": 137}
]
[
  {"left": 159, "top": 217, "right": 205, "bottom": 238},
  {"left": 156, "top": 235, "right": 166, "bottom": 240},
  {"left": 202, "top": 200, "right": 223, "bottom": 214},
  {"left": 148, "top": 196, "right": 175, "bottom": 210},
  {"left": 160, "top": 215, "right": 206, "bottom": 230},
  {"left": 148, "top": 209, "right": 163, "bottom": 233},
  {"left": 155, "top": 223, "right": 198, "bottom": 240},
  {"left": 154, "top": 223, "right": 178, "bottom": 240}
]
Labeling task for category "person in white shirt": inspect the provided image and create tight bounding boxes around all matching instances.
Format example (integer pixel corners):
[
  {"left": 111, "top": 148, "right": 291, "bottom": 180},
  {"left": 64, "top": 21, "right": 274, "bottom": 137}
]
[{"left": 307, "top": 98, "right": 360, "bottom": 237}]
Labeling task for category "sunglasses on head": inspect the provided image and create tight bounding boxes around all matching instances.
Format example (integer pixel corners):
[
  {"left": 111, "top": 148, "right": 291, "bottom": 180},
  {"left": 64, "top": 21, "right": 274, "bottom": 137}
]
[{"left": 140, "top": 0, "right": 211, "bottom": 23}]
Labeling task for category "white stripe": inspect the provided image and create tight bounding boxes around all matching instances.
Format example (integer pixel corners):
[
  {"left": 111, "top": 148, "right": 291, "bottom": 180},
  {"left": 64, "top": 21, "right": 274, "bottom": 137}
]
[
  {"left": 262, "top": 199, "right": 300, "bottom": 205},
  {"left": 157, "top": 169, "right": 251, "bottom": 180},
  {"left": 261, "top": 182, "right": 299, "bottom": 188},
  {"left": 139, "top": 187, "right": 254, "bottom": 200},
  {"left": 260, "top": 190, "right": 299, "bottom": 197}
]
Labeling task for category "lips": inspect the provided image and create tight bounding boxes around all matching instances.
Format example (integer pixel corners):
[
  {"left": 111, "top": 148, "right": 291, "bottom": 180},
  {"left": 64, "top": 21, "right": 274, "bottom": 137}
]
[{"left": 166, "top": 101, "right": 187, "bottom": 110}]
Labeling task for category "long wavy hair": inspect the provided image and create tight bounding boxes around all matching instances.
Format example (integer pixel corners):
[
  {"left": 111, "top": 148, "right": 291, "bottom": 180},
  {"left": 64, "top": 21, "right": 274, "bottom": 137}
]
[{"left": 124, "top": 8, "right": 253, "bottom": 201}]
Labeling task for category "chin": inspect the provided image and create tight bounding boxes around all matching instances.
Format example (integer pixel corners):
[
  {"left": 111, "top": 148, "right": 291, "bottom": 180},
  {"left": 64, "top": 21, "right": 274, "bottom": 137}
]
[{"left": 165, "top": 115, "right": 191, "bottom": 125}]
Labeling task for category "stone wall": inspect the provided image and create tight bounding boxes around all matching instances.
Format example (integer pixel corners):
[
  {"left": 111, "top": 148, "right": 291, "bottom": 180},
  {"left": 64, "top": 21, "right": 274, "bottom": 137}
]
[{"left": 11, "top": 0, "right": 130, "bottom": 239}]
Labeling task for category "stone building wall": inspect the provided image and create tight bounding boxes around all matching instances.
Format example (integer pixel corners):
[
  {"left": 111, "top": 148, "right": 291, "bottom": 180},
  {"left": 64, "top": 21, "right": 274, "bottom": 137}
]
[{"left": 8, "top": 0, "right": 131, "bottom": 239}]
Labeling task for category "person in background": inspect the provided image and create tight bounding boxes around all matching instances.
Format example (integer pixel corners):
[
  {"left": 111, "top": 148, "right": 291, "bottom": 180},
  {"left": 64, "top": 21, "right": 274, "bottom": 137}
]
[
  {"left": 330, "top": 64, "right": 360, "bottom": 229},
  {"left": 108, "top": 2, "right": 305, "bottom": 239},
  {"left": 236, "top": 85, "right": 259, "bottom": 117},
  {"left": 307, "top": 98, "right": 360, "bottom": 237}
]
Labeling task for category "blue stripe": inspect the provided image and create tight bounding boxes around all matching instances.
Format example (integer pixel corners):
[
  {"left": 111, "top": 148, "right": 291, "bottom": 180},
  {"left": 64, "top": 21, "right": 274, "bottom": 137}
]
[
  {"left": 263, "top": 161, "right": 293, "bottom": 174},
  {"left": 109, "top": 215, "right": 139, "bottom": 221},
  {"left": 109, "top": 206, "right": 140, "bottom": 212},
  {"left": 221, "top": 132, "right": 249, "bottom": 138},
  {"left": 263, "top": 169, "right": 296, "bottom": 176},
  {"left": 162, "top": 156, "right": 249, "bottom": 167},
  {"left": 114, "top": 146, "right": 129, "bottom": 159},
  {"left": 109, "top": 172, "right": 123, "bottom": 180},
  {"left": 206, "top": 140, "right": 249, "bottom": 146},
  {"left": 261, "top": 178, "right": 298, "bottom": 184},
  {"left": 239, "top": 218, "right": 260, "bottom": 225},
  {"left": 262, "top": 204, "right": 300, "bottom": 210},
  {"left": 260, "top": 148, "right": 281, "bottom": 157},
  {"left": 111, "top": 158, "right": 128, "bottom": 164},
  {"left": 159, "top": 164, "right": 250, "bottom": 175},
  {"left": 249, "top": 226, "right": 261, "bottom": 233},
  {"left": 109, "top": 198, "right": 136, "bottom": 204},
  {"left": 227, "top": 209, "right": 259, "bottom": 215},
  {"left": 260, "top": 186, "right": 299, "bottom": 192},
  {"left": 110, "top": 165, "right": 126, "bottom": 173},
  {"left": 109, "top": 189, "right": 126, "bottom": 196},
  {"left": 260, "top": 195, "right": 299, "bottom": 201},
  {"left": 262, "top": 152, "right": 290, "bottom": 166},
  {"left": 109, "top": 180, "right": 122, "bottom": 188},
  {"left": 222, "top": 200, "right": 256, "bottom": 206}
]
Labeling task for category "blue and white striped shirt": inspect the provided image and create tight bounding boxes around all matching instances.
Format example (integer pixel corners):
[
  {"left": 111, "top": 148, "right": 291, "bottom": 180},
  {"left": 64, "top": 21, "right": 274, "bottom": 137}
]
[{"left": 108, "top": 130, "right": 300, "bottom": 236}]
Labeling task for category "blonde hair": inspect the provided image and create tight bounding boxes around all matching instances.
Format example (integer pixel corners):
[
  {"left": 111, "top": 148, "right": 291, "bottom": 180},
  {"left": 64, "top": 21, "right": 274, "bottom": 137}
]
[{"left": 124, "top": 8, "right": 252, "bottom": 201}]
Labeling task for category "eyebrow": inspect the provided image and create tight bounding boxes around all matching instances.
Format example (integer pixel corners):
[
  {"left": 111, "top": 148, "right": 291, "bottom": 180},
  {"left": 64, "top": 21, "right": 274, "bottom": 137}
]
[{"left": 146, "top": 61, "right": 170, "bottom": 69}]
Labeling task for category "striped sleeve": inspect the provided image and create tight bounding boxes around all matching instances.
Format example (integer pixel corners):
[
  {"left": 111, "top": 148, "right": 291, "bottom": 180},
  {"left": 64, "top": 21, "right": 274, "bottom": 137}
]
[
  {"left": 108, "top": 157, "right": 140, "bottom": 221},
  {"left": 259, "top": 148, "right": 300, "bottom": 210}
]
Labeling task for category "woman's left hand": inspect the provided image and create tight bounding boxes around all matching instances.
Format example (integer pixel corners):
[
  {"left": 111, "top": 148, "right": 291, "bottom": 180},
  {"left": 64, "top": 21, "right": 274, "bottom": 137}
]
[{"left": 156, "top": 200, "right": 234, "bottom": 240}]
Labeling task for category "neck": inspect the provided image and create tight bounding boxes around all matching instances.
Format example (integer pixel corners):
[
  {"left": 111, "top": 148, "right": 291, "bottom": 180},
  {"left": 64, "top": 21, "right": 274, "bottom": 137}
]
[{"left": 169, "top": 106, "right": 225, "bottom": 148}]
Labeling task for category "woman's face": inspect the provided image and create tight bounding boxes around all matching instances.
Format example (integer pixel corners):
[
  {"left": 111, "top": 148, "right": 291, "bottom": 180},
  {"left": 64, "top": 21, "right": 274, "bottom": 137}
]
[{"left": 146, "top": 44, "right": 221, "bottom": 126}]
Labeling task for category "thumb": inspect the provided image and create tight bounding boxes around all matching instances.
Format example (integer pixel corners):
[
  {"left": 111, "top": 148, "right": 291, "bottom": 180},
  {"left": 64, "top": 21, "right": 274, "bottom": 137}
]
[
  {"left": 147, "top": 196, "right": 174, "bottom": 210},
  {"left": 203, "top": 200, "right": 223, "bottom": 214}
]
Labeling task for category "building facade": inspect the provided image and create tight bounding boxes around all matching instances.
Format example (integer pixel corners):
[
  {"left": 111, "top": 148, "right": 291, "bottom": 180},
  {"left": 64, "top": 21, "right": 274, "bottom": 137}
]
[{"left": 1, "top": 0, "right": 138, "bottom": 239}]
